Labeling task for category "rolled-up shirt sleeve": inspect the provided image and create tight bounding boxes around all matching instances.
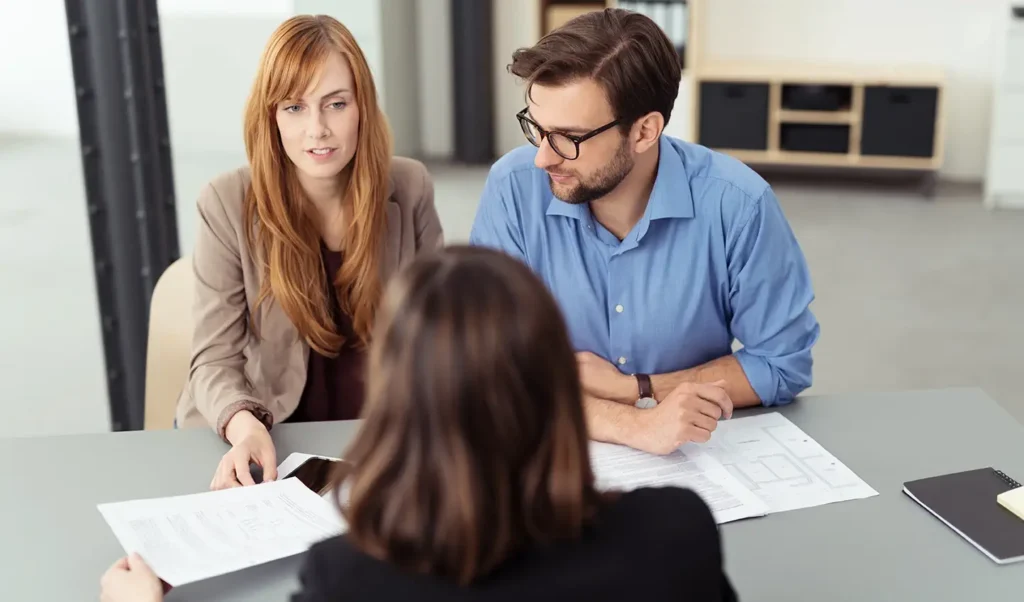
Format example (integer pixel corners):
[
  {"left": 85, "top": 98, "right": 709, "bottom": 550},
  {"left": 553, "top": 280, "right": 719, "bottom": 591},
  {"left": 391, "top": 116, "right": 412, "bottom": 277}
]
[{"left": 728, "top": 187, "right": 820, "bottom": 405}]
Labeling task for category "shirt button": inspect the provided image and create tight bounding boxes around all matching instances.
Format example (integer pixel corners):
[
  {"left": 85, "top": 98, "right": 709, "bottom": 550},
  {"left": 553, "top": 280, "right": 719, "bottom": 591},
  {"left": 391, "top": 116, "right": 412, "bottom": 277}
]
[
  {"left": 617, "top": 356, "right": 627, "bottom": 365},
  {"left": 615, "top": 304, "right": 624, "bottom": 313}
]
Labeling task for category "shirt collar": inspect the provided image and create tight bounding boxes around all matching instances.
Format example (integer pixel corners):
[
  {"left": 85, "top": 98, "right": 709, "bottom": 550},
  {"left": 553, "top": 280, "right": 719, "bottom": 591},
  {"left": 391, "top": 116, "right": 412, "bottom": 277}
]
[
  {"left": 647, "top": 136, "right": 695, "bottom": 220},
  {"left": 545, "top": 137, "right": 695, "bottom": 222},
  {"left": 545, "top": 196, "right": 590, "bottom": 220}
]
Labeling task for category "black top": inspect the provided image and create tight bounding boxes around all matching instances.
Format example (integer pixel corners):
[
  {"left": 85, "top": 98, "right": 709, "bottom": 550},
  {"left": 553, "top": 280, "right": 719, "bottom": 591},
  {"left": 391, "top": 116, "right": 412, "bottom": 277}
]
[
  {"left": 287, "top": 246, "right": 366, "bottom": 423},
  {"left": 291, "top": 487, "right": 738, "bottom": 602}
]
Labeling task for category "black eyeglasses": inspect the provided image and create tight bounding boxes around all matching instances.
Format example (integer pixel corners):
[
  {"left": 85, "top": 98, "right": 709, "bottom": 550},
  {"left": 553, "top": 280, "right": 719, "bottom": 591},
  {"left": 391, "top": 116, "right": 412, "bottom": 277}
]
[{"left": 516, "top": 108, "right": 621, "bottom": 160}]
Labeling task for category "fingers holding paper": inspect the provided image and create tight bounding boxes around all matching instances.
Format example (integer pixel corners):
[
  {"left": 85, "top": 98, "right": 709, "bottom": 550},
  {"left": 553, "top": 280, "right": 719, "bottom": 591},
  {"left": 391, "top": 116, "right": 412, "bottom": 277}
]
[{"left": 100, "top": 553, "right": 164, "bottom": 602}]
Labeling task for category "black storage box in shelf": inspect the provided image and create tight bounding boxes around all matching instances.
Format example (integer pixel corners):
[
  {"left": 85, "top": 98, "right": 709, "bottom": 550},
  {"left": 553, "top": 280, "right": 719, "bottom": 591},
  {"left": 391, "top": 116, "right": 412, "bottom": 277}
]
[
  {"left": 780, "top": 124, "right": 850, "bottom": 154},
  {"left": 861, "top": 86, "right": 938, "bottom": 157},
  {"left": 782, "top": 84, "right": 852, "bottom": 111},
  {"left": 699, "top": 82, "right": 769, "bottom": 150}
]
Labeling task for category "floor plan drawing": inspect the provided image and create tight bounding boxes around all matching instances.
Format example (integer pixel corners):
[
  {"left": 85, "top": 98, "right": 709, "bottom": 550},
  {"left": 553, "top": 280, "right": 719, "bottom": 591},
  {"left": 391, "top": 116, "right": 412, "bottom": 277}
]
[{"left": 695, "top": 412, "right": 879, "bottom": 513}]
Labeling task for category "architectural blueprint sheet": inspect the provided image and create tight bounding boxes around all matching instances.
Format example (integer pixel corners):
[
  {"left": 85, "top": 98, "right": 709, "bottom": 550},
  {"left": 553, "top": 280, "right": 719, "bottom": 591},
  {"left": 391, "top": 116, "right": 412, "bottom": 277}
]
[
  {"left": 590, "top": 442, "right": 769, "bottom": 523},
  {"left": 698, "top": 412, "right": 879, "bottom": 513}
]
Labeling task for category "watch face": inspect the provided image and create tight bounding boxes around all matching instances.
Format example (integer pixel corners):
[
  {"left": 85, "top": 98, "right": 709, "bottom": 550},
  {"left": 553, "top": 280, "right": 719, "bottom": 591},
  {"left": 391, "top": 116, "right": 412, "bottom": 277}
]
[{"left": 635, "top": 397, "right": 657, "bottom": 409}]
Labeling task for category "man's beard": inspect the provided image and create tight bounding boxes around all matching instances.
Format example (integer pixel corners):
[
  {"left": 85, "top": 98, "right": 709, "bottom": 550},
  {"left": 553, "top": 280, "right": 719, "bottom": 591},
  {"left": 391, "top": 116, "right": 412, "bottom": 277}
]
[{"left": 549, "top": 140, "right": 634, "bottom": 205}]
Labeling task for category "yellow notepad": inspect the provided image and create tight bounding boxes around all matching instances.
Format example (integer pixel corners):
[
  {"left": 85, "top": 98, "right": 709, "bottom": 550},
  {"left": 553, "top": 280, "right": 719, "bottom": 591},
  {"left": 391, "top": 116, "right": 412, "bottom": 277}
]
[{"left": 998, "top": 486, "right": 1024, "bottom": 521}]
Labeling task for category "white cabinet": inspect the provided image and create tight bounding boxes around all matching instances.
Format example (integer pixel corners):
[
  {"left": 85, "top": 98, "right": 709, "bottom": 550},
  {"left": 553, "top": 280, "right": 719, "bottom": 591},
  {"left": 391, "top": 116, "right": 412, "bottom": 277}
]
[{"left": 985, "top": 6, "right": 1024, "bottom": 209}]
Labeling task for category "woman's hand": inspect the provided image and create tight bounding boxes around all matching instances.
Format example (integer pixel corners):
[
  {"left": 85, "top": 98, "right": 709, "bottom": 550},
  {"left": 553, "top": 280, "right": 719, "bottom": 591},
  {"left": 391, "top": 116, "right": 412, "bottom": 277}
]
[
  {"left": 210, "top": 410, "right": 278, "bottom": 490},
  {"left": 100, "top": 553, "right": 165, "bottom": 602}
]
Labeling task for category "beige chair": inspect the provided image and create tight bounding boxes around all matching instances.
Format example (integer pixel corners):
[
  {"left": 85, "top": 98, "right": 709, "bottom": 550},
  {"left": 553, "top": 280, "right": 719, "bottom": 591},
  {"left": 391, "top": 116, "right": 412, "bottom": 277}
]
[{"left": 144, "top": 256, "right": 194, "bottom": 430}]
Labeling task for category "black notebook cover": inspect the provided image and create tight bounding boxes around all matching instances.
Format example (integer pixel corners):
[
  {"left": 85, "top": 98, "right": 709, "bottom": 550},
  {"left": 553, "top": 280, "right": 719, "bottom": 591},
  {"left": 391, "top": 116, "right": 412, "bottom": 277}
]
[{"left": 903, "top": 467, "right": 1024, "bottom": 564}]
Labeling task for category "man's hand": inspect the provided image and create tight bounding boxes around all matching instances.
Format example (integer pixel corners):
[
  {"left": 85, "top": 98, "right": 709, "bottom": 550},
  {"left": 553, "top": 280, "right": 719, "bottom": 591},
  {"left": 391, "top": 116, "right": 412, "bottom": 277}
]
[
  {"left": 576, "top": 351, "right": 636, "bottom": 403},
  {"left": 627, "top": 381, "right": 734, "bottom": 455}
]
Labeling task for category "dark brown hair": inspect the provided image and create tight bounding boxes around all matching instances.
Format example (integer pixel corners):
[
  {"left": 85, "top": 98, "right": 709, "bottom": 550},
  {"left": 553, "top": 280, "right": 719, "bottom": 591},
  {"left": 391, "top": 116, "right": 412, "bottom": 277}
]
[
  {"left": 339, "top": 246, "right": 604, "bottom": 585},
  {"left": 510, "top": 8, "right": 681, "bottom": 127}
]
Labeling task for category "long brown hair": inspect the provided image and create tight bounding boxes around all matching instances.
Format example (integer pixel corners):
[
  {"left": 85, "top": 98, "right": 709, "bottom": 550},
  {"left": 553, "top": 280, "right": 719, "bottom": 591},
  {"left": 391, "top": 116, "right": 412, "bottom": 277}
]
[
  {"left": 340, "top": 246, "right": 604, "bottom": 585},
  {"left": 242, "top": 15, "right": 392, "bottom": 353}
]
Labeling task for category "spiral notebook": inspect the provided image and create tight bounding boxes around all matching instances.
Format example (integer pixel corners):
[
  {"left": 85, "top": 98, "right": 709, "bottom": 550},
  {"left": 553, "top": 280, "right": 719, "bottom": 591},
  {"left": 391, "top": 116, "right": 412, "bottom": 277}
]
[{"left": 903, "top": 467, "right": 1024, "bottom": 564}]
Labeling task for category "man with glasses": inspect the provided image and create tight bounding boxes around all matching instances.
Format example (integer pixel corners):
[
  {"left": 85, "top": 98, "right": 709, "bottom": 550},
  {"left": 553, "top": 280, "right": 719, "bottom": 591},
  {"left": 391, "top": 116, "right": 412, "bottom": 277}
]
[{"left": 470, "top": 9, "right": 819, "bottom": 455}]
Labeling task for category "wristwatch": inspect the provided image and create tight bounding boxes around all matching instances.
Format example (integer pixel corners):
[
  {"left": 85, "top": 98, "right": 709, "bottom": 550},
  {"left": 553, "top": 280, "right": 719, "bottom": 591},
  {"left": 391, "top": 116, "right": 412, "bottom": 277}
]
[{"left": 634, "top": 373, "right": 657, "bottom": 409}]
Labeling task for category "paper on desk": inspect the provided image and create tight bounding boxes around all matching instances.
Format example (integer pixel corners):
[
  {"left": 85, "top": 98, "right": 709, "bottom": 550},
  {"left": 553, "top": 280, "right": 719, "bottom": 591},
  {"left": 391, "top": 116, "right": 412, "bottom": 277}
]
[
  {"left": 590, "top": 442, "right": 769, "bottom": 523},
  {"left": 97, "top": 478, "right": 344, "bottom": 587},
  {"left": 702, "top": 412, "right": 878, "bottom": 513}
]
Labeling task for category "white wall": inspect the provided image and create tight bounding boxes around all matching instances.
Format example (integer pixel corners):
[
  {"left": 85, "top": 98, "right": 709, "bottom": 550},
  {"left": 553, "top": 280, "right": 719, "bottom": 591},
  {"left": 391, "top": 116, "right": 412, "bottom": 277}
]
[
  {"left": 0, "top": 0, "right": 78, "bottom": 137},
  {"left": 380, "top": 0, "right": 422, "bottom": 157},
  {"left": 700, "top": 0, "right": 1013, "bottom": 181},
  {"left": 493, "top": 0, "right": 540, "bottom": 156},
  {"left": 159, "top": 4, "right": 289, "bottom": 158},
  {"left": 416, "top": 0, "right": 454, "bottom": 158},
  {"left": 4, "top": 0, "right": 1010, "bottom": 179},
  {"left": 0, "top": 1, "right": 294, "bottom": 143},
  {"left": 158, "top": 0, "right": 292, "bottom": 16},
  {"left": 0, "top": 0, "right": 422, "bottom": 158}
]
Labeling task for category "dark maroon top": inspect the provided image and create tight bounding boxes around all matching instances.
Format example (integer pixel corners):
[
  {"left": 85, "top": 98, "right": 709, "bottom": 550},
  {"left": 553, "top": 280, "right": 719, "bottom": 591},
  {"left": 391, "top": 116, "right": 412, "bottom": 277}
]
[{"left": 287, "top": 246, "right": 366, "bottom": 423}]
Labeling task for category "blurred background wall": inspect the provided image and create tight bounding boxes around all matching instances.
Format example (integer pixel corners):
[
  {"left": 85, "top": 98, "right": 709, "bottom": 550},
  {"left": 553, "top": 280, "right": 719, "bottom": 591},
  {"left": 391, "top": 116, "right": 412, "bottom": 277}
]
[{"left": 1, "top": 0, "right": 1023, "bottom": 438}]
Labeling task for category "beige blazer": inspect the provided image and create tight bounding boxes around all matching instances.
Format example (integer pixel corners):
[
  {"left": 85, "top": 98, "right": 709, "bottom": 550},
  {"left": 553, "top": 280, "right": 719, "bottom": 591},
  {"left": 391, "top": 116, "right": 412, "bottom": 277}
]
[{"left": 175, "top": 157, "right": 444, "bottom": 437}]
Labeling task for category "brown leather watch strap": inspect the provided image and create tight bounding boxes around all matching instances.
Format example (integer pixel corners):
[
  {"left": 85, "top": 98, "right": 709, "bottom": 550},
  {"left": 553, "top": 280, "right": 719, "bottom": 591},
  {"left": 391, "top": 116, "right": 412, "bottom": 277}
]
[{"left": 635, "top": 373, "right": 653, "bottom": 400}]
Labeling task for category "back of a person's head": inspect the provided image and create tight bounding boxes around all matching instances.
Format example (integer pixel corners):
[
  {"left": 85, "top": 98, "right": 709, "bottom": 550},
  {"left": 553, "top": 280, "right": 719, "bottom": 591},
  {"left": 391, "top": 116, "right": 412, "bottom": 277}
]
[{"left": 339, "top": 246, "right": 602, "bottom": 584}]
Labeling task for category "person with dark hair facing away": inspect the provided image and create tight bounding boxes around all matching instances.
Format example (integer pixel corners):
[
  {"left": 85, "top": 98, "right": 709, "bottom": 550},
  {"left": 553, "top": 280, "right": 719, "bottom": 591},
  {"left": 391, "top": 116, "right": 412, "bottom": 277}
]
[
  {"left": 99, "top": 246, "right": 738, "bottom": 601},
  {"left": 470, "top": 8, "right": 820, "bottom": 455}
]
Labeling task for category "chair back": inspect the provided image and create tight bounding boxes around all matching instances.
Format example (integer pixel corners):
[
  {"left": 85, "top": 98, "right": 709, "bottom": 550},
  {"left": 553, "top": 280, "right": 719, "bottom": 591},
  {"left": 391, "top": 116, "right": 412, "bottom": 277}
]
[{"left": 144, "top": 256, "right": 193, "bottom": 430}]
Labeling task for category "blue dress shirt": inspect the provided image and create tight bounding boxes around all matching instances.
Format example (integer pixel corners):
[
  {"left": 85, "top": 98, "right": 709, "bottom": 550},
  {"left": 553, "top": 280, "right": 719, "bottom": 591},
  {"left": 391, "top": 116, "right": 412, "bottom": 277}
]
[{"left": 469, "top": 136, "right": 820, "bottom": 405}]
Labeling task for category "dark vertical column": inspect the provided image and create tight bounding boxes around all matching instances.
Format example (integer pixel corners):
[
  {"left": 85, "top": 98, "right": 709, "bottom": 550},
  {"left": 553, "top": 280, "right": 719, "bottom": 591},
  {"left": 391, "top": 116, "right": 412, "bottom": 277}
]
[
  {"left": 451, "top": 0, "right": 494, "bottom": 164},
  {"left": 64, "top": 0, "right": 179, "bottom": 431}
]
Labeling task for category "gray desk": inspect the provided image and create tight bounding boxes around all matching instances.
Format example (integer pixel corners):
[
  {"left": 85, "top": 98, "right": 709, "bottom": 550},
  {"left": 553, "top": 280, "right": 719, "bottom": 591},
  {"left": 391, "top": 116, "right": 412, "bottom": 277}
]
[{"left": 2, "top": 388, "right": 1023, "bottom": 601}]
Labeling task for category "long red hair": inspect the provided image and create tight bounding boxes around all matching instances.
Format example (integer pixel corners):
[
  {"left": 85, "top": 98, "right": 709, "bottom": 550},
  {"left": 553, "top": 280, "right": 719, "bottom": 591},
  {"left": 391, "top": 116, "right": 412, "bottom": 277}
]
[{"left": 242, "top": 15, "right": 392, "bottom": 353}]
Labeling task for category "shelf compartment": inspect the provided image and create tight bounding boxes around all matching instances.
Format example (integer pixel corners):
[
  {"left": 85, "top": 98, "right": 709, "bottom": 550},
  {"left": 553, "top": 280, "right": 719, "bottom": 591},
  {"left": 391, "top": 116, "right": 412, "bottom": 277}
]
[
  {"left": 777, "top": 109, "right": 857, "bottom": 124},
  {"left": 698, "top": 82, "right": 770, "bottom": 150},
  {"left": 780, "top": 123, "right": 851, "bottom": 154},
  {"left": 781, "top": 84, "right": 852, "bottom": 111},
  {"left": 861, "top": 86, "right": 939, "bottom": 158}
]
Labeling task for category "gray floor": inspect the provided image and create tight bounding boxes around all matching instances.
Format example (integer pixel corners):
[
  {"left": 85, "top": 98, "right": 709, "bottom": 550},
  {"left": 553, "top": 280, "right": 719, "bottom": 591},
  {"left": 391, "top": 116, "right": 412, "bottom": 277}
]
[{"left": 2, "top": 136, "right": 1023, "bottom": 438}]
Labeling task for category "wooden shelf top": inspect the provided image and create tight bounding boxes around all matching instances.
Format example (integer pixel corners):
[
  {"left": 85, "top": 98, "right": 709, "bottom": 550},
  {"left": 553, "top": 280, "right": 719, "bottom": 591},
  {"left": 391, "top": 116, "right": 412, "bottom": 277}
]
[
  {"left": 719, "top": 148, "right": 941, "bottom": 170},
  {"left": 695, "top": 60, "right": 946, "bottom": 86},
  {"left": 777, "top": 109, "right": 858, "bottom": 125}
]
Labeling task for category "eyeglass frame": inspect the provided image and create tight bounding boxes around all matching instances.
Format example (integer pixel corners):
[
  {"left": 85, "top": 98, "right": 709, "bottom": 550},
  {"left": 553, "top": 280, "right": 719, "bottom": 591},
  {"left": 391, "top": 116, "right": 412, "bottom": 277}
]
[{"left": 516, "top": 107, "right": 623, "bottom": 160}]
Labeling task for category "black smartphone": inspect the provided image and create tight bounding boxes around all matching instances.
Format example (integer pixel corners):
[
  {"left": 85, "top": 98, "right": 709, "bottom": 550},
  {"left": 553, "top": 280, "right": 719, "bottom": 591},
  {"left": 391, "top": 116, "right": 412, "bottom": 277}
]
[{"left": 283, "top": 457, "right": 350, "bottom": 496}]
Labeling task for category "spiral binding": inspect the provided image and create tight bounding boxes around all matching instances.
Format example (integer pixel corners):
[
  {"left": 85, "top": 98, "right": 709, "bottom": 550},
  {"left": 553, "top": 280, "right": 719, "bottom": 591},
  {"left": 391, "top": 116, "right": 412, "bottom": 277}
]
[{"left": 995, "top": 469, "right": 1022, "bottom": 489}]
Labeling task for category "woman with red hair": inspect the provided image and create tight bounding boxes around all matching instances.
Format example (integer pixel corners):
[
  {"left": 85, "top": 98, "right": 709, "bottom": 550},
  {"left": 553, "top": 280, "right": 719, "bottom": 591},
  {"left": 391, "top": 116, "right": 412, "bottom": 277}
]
[{"left": 173, "top": 14, "right": 442, "bottom": 490}]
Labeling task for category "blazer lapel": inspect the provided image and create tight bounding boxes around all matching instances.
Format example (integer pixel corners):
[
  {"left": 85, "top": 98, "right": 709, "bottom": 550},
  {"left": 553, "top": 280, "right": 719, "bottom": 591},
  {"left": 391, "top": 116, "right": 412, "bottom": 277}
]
[
  {"left": 382, "top": 172, "right": 401, "bottom": 279},
  {"left": 383, "top": 200, "right": 402, "bottom": 280}
]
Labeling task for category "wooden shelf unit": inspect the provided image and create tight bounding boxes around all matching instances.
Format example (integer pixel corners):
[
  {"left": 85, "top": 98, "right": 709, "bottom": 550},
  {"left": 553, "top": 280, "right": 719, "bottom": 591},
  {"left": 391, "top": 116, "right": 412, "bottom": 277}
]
[
  {"left": 539, "top": 0, "right": 609, "bottom": 36},
  {"left": 692, "top": 60, "right": 946, "bottom": 171},
  {"left": 538, "top": 1, "right": 693, "bottom": 66}
]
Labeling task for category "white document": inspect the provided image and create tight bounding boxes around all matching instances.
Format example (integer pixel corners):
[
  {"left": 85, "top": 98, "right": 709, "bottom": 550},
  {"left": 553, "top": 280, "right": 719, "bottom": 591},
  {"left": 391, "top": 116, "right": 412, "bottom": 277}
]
[
  {"left": 97, "top": 478, "right": 345, "bottom": 587},
  {"left": 589, "top": 442, "right": 769, "bottom": 524},
  {"left": 702, "top": 413, "right": 879, "bottom": 513}
]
